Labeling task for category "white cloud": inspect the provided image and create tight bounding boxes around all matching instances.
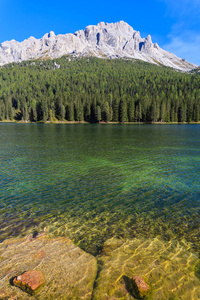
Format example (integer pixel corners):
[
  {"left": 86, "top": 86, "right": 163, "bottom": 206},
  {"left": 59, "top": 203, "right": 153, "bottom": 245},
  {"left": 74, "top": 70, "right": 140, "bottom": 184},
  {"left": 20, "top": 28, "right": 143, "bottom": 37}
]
[
  {"left": 163, "top": 32, "right": 200, "bottom": 65},
  {"left": 159, "top": 0, "right": 200, "bottom": 17},
  {"left": 156, "top": 0, "right": 200, "bottom": 65}
]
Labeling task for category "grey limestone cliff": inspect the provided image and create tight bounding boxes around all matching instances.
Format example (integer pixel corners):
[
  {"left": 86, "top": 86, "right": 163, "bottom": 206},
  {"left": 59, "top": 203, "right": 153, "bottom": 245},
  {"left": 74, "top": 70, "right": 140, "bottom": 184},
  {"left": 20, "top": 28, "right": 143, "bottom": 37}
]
[{"left": 0, "top": 21, "right": 196, "bottom": 71}]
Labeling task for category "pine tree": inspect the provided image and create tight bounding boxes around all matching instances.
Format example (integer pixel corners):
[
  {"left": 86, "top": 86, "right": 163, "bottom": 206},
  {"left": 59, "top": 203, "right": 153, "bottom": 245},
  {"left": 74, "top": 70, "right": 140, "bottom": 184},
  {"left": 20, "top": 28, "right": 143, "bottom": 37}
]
[
  {"left": 128, "top": 99, "right": 135, "bottom": 122},
  {"left": 119, "top": 98, "right": 128, "bottom": 122},
  {"left": 96, "top": 105, "right": 101, "bottom": 122},
  {"left": 102, "top": 101, "right": 110, "bottom": 122}
]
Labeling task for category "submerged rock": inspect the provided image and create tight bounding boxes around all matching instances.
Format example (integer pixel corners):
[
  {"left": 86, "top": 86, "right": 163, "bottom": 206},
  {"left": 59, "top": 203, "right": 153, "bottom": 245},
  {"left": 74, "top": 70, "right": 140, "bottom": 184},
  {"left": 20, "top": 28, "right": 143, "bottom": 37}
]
[
  {"left": 31, "top": 227, "right": 46, "bottom": 239},
  {"left": 92, "top": 237, "right": 200, "bottom": 300},
  {"left": 132, "top": 276, "right": 150, "bottom": 298},
  {"left": 102, "top": 237, "right": 124, "bottom": 255},
  {"left": 194, "top": 260, "right": 200, "bottom": 279},
  {"left": 13, "top": 270, "right": 45, "bottom": 294},
  {"left": 0, "top": 235, "right": 97, "bottom": 299},
  {"left": 0, "top": 288, "right": 17, "bottom": 299},
  {"left": 0, "top": 288, "right": 10, "bottom": 298}
]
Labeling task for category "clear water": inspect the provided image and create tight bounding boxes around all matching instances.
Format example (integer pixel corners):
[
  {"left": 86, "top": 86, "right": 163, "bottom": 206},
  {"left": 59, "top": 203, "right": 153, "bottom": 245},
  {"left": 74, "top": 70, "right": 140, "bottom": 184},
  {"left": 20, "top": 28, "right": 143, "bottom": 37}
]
[{"left": 1, "top": 123, "right": 200, "bottom": 255}]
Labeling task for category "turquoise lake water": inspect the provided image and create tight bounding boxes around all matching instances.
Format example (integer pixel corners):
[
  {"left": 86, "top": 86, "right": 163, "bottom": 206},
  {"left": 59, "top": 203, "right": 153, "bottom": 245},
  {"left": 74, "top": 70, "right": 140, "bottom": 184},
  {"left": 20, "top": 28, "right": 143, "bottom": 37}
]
[{"left": 1, "top": 123, "right": 200, "bottom": 255}]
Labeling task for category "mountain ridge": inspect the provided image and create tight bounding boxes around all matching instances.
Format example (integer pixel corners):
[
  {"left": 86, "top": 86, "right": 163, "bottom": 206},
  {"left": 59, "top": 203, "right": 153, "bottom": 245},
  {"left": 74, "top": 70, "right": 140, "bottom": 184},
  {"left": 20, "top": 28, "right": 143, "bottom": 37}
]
[{"left": 0, "top": 21, "right": 197, "bottom": 71}]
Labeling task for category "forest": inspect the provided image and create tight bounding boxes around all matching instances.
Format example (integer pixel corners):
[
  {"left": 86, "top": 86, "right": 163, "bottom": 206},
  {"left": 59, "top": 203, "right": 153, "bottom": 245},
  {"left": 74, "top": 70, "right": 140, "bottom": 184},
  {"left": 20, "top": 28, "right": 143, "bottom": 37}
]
[{"left": 0, "top": 56, "right": 200, "bottom": 123}]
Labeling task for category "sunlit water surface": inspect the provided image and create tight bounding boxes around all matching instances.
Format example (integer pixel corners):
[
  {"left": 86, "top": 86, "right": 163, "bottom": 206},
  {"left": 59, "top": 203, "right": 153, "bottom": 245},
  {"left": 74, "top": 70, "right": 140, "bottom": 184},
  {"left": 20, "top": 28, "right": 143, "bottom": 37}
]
[{"left": 1, "top": 123, "right": 200, "bottom": 256}]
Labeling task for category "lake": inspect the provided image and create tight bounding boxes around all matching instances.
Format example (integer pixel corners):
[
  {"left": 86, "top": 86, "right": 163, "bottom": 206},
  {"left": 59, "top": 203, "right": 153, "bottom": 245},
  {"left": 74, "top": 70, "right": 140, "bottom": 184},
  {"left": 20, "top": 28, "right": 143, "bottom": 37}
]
[
  {"left": 1, "top": 123, "right": 200, "bottom": 299},
  {"left": 1, "top": 123, "right": 200, "bottom": 254}
]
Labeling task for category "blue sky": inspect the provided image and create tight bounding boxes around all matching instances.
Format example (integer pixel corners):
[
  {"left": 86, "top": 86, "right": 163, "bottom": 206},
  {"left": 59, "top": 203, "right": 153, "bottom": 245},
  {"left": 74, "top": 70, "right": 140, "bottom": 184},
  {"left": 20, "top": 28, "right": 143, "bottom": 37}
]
[{"left": 0, "top": 0, "right": 199, "bottom": 65}]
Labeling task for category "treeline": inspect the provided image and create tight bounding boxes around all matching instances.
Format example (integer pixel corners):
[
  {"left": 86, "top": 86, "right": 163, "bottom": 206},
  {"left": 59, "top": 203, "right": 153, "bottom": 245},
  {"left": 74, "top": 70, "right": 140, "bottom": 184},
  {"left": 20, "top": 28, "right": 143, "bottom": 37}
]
[{"left": 0, "top": 56, "right": 200, "bottom": 123}]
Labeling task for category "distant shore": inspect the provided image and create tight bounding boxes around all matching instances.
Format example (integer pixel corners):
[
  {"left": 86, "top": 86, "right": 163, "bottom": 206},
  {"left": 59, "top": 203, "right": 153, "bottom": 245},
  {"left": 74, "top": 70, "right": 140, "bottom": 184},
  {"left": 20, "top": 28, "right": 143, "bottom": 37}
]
[{"left": 1, "top": 120, "right": 200, "bottom": 125}]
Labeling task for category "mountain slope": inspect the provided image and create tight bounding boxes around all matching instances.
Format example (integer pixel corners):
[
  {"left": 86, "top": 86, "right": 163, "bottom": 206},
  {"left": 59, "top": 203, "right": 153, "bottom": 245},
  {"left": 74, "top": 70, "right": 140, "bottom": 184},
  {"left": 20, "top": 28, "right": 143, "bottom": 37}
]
[
  {"left": 0, "top": 57, "right": 200, "bottom": 123},
  {"left": 0, "top": 21, "right": 197, "bottom": 70}
]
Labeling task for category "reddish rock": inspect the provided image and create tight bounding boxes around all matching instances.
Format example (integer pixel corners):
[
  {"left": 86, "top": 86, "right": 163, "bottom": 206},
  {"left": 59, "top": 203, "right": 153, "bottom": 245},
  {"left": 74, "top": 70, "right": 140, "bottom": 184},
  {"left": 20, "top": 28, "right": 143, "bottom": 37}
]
[
  {"left": 132, "top": 276, "right": 150, "bottom": 298},
  {"left": 13, "top": 270, "right": 45, "bottom": 294}
]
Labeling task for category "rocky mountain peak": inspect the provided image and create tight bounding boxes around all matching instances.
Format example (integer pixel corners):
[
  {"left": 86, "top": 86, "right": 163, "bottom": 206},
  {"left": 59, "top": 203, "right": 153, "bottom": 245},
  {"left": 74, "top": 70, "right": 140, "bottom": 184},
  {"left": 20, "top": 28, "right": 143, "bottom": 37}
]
[
  {"left": 0, "top": 21, "right": 197, "bottom": 71},
  {"left": 48, "top": 31, "right": 55, "bottom": 38},
  {"left": 146, "top": 35, "right": 152, "bottom": 42}
]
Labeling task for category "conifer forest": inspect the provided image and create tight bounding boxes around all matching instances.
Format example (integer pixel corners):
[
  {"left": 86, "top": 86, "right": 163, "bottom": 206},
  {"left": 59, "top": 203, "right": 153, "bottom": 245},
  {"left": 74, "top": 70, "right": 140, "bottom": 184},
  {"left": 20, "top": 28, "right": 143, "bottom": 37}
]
[{"left": 0, "top": 57, "right": 200, "bottom": 123}]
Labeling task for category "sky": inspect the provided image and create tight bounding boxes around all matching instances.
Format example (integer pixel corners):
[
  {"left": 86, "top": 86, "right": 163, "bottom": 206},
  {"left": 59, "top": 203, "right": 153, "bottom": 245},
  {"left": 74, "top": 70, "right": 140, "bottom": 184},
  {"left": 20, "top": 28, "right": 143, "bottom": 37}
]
[{"left": 0, "top": 0, "right": 199, "bottom": 65}]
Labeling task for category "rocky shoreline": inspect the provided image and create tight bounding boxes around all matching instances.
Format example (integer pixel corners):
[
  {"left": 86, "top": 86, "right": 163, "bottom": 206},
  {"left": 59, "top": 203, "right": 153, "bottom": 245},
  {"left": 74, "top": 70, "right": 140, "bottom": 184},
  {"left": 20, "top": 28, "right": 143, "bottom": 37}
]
[{"left": 0, "top": 231, "right": 200, "bottom": 299}]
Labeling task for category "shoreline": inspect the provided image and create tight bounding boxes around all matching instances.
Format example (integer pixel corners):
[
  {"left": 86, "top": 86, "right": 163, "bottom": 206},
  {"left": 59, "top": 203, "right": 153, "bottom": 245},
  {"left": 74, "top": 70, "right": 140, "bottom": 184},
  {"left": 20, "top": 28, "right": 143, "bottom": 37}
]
[{"left": 1, "top": 120, "right": 200, "bottom": 125}]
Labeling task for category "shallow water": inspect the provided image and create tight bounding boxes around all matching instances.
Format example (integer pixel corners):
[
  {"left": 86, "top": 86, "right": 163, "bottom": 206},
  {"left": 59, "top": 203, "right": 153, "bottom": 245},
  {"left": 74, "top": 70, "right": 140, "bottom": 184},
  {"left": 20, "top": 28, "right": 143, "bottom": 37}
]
[{"left": 1, "top": 123, "right": 200, "bottom": 256}]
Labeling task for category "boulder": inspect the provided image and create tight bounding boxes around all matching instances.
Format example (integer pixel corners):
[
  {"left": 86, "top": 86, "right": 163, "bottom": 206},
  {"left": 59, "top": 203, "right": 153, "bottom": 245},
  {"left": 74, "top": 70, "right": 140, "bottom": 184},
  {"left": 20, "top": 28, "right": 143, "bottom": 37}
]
[
  {"left": 13, "top": 270, "right": 45, "bottom": 294},
  {"left": 92, "top": 237, "right": 200, "bottom": 300},
  {"left": 0, "top": 235, "right": 97, "bottom": 299},
  {"left": 132, "top": 275, "right": 150, "bottom": 298}
]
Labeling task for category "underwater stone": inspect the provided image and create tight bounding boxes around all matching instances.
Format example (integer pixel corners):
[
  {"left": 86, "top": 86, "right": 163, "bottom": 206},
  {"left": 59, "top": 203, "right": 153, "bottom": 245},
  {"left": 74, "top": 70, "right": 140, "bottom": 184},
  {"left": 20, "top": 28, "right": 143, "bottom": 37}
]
[
  {"left": 13, "top": 270, "right": 45, "bottom": 294},
  {"left": 1, "top": 236, "right": 97, "bottom": 299},
  {"left": 0, "top": 288, "right": 11, "bottom": 298},
  {"left": 32, "top": 227, "right": 46, "bottom": 239},
  {"left": 102, "top": 237, "right": 124, "bottom": 255},
  {"left": 92, "top": 237, "right": 200, "bottom": 299},
  {"left": 132, "top": 276, "right": 150, "bottom": 298}
]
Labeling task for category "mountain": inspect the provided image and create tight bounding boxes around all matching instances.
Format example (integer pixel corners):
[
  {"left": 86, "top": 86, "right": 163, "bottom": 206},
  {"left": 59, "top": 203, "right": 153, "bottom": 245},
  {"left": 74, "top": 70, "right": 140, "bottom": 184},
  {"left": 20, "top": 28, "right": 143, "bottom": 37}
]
[{"left": 0, "top": 21, "right": 197, "bottom": 71}]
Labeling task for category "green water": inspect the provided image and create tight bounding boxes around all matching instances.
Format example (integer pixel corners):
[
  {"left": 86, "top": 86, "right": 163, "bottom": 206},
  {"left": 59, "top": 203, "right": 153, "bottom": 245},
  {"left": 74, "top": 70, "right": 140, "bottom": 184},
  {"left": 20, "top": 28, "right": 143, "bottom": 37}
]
[{"left": 1, "top": 123, "right": 200, "bottom": 255}]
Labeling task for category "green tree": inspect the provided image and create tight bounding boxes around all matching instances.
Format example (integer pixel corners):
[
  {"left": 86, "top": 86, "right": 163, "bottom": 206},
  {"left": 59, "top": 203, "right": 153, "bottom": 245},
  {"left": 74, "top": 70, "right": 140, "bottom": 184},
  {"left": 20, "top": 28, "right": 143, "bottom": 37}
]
[
  {"left": 102, "top": 101, "right": 110, "bottom": 122},
  {"left": 96, "top": 105, "right": 101, "bottom": 122},
  {"left": 128, "top": 100, "right": 135, "bottom": 122},
  {"left": 112, "top": 99, "right": 119, "bottom": 122},
  {"left": 119, "top": 98, "right": 128, "bottom": 122},
  {"left": 66, "top": 103, "right": 74, "bottom": 121}
]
